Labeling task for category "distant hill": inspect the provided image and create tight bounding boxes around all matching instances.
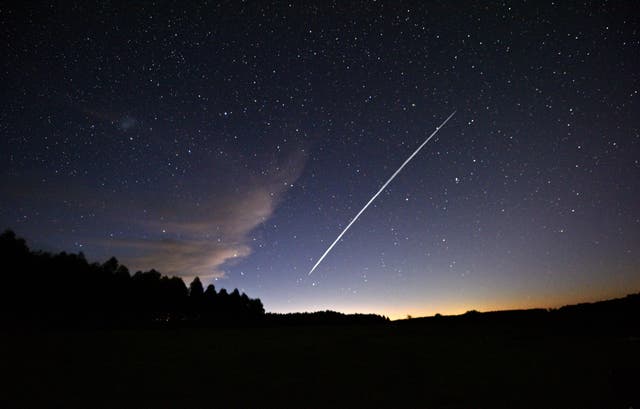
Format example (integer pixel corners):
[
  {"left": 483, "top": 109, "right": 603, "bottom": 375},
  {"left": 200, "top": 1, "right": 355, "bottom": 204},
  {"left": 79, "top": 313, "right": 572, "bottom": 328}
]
[{"left": 396, "top": 293, "right": 640, "bottom": 336}]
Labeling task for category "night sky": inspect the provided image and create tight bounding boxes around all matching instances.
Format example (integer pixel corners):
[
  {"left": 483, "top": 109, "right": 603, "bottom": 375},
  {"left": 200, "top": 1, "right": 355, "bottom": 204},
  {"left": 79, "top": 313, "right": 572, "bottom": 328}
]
[{"left": 2, "top": 1, "right": 639, "bottom": 318}]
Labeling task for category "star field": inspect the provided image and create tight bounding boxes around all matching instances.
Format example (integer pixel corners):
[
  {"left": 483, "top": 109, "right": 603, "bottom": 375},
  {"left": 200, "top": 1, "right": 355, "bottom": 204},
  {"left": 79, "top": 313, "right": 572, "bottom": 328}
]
[{"left": 1, "top": 1, "right": 638, "bottom": 318}]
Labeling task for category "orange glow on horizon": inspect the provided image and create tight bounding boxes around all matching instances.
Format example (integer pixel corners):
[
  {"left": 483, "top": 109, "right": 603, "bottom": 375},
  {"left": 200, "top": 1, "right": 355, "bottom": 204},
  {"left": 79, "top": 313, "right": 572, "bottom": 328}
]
[{"left": 270, "top": 286, "right": 640, "bottom": 321}]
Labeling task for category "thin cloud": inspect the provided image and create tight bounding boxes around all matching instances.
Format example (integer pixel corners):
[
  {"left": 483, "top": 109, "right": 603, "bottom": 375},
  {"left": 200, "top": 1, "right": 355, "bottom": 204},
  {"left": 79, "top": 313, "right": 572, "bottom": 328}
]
[
  {"left": 113, "top": 146, "right": 307, "bottom": 278},
  {"left": 113, "top": 238, "right": 251, "bottom": 279},
  {"left": 2, "top": 129, "right": 308, "bottom": 280}
]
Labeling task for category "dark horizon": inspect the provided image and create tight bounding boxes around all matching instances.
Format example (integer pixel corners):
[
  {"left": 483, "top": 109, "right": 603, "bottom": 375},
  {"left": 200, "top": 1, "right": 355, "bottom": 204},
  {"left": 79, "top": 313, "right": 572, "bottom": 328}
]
[
  {"left": 2, "top": 227, "right": 637, "bottom": 322},
  {"left": 3, "top": 225, "right": 639, "bottom": 408}
]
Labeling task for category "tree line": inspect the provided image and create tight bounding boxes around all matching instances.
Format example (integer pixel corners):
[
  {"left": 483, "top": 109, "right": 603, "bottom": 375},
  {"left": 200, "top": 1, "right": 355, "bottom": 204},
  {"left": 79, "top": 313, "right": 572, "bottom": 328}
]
[
  {"left": 0, "top": 230, "right": 264, "bottom": 328},
  {"left": 266, "top": 311, "right": 389, "bottom": 325}
]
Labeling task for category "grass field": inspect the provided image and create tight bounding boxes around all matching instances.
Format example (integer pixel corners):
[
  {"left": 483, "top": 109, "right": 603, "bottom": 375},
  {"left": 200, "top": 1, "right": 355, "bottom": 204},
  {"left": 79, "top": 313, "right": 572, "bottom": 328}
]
[{"left": 3, "top": 324, "right": 639, "bottom": 408}]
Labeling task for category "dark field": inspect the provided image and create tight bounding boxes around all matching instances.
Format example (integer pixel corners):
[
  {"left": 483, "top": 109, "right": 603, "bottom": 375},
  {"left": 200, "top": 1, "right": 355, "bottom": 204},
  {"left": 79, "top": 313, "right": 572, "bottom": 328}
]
[{"left": 3, "top": 323, "right": 639, "bottom": 408}]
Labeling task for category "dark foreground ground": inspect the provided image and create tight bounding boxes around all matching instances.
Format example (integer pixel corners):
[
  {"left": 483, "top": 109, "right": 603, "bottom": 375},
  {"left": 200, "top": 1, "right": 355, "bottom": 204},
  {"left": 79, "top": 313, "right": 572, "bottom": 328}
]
[{"left": 2, "top": 322, "right": 639, "bottom": 409}]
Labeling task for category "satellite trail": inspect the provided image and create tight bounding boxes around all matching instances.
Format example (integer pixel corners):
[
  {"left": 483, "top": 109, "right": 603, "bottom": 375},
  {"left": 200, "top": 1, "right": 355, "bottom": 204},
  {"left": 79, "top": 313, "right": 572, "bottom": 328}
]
[{"left": 308, "top": 111, "right": 456, "bottom": 276}]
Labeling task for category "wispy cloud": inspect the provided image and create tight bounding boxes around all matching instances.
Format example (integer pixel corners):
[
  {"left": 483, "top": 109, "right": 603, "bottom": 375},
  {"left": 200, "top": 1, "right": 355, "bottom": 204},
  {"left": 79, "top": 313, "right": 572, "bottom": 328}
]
[
  {"left": 113, "top": 238, "right": 251, "bottom": 279},
  {"left": 112, "top": 147, "right": 307, "bottom": 279},
  {"left": 1, "top": 117, "right": 308, "bottom": 280}
]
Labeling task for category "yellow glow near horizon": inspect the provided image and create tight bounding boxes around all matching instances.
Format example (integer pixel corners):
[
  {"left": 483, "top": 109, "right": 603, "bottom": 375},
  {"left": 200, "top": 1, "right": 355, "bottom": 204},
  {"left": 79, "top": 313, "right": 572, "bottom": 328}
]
[{"left": 270, "top": 286, "right": 639, "bottom": 321}]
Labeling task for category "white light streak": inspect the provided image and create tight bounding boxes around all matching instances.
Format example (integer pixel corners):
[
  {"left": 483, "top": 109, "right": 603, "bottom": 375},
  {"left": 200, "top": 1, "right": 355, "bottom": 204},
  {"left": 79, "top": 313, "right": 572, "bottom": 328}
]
[{"left": 308, "top": 111, "right": 456, "bottom": 276}]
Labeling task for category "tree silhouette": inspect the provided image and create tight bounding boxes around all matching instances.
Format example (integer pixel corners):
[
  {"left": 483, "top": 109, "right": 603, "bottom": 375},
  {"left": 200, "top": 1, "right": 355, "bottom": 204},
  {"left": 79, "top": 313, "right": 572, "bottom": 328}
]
[
  {"left": 189, "top": 277, "right": 204, "bottom": 298},
  {"left": 204, "top": 284, "right": 217, "bottom": 298},
  {"left": 102, "top": 257, "right": 119, "bottom": 275},
  {"left": 0, "top": 229, "right": 266, "bottom": 328}
]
